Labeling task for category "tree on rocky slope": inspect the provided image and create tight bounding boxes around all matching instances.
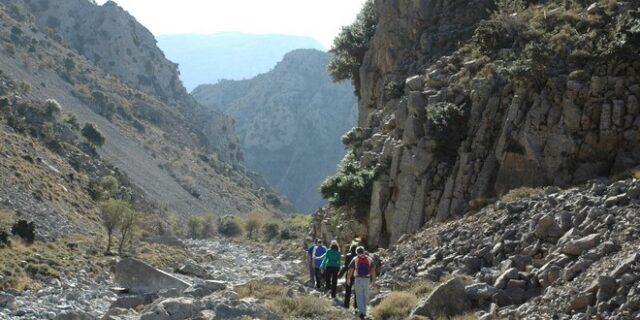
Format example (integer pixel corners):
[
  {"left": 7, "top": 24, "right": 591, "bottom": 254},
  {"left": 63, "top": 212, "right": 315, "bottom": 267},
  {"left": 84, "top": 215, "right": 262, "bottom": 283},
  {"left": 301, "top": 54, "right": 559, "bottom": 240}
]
[
  {"left": 100, "top": 199, "right": 129, "bottom": 254},
  {"left": 327, "top": 0, "right": 377, "bottom": 96}
]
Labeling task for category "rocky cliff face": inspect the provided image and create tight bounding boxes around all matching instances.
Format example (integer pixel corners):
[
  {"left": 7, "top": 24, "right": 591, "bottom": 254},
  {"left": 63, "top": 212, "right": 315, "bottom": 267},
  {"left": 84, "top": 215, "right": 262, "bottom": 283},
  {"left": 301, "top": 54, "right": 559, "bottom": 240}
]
[
  {"left": 0, "top": 0, "right": 292, "bottom": 219},
  {"left": 193, "top": 49, "right": 357, "bottom": 212},
  {"left": 21, "top": 0, "right": 185, "bottom": 103},
  {"left": 337, "top": 0, "right": 640, "bottom": 247}
]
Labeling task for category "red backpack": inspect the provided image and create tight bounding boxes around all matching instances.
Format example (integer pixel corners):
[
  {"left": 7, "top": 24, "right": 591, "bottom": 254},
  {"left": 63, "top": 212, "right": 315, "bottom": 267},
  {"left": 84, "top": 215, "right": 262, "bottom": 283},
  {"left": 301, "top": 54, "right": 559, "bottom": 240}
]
[{"left": 355, "top": 255, "right": 372, "bottom": 277}]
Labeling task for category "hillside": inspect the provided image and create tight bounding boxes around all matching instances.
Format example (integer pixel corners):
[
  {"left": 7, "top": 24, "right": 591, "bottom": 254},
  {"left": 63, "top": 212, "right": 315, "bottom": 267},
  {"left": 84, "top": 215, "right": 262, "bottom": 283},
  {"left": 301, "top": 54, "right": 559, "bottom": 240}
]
[
  {"left": 157, "top": 33, "right": 325, "bottom": 91},
  {"left": 0, "top": 0, "right": 292, "bottom": 229},
  {"left": 193, "top": 49, "right": 357, "bottom": 212}
]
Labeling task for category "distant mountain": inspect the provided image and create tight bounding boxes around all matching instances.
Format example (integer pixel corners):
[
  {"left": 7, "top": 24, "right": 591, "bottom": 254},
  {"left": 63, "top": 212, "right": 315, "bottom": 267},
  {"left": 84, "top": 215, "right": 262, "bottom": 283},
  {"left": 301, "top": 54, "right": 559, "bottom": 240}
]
[
  {"left": 193, "top": 49, "right": 357, "bottom": 213},
  {"left": 156, "top": 33, "right": 325, "bottom": 91}
]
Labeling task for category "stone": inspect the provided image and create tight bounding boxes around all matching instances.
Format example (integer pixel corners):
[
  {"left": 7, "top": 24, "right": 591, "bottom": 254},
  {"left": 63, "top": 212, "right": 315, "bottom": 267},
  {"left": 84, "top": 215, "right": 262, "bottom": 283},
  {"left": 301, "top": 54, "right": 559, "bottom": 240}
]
[
  {"left": 571, "top": 292, "right": 596, "bottom": 312},
  {"left": 176, "top": 261, "right": 210, "bottom": 279},
  {"left": 534, "top": 215, "right": 563, "bottom": 242},
  {"left": 406, "top": 75, "right": 423, "bottom": 91},
  {"left": 202, "top": 280, "right": 227, "bottom": 292},
  {"left": 494, "top": 268, "right": 519, "bottom": 289},
  {"left": 110, "top": 293, "right": 158, "bottom": 310},
  {"left": 53, "top": 311, "right": 95, "bottom": 320},
  {"left": 0, "top": 292, "right": 15, "bottom": 308},
  {"left": 605, "top": 194, "right": 629, "bottom": 207},
  {"left": 561, "top": 234, "right": 600, "bottom": 256},
  {"left": 563, "top": 260, "right": 593, "bottom": 281},
  {"left": 115, "top": 258, "right": 191, "bottom": 294},
  {"left": 411, "top": 278, "right": 471, "bottom": 318},
  {"left": 596, "top": 276, "right": 617, "bottom": 303},
  {"left": 611, "top": 254, "right": 638, "bottom": 278},
  {"left": 466, "top": 283, "right": 499, "bottom": 307}
]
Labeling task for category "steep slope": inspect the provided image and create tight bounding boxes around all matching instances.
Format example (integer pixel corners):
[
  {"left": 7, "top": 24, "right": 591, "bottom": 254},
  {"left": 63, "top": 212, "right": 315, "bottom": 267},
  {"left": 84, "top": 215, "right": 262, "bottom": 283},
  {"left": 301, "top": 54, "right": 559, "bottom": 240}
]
[
  {"left": 193, "top": 49, "right": 357, "bottom": 212},
  {"left": 0, "top": 0, "right": 292, "bottom": 218},
  {"left": 322, "top": 0, "right": 640, "bottom": 248},
  {"left": 157, "top": 33, "right": 325, "bottom": 91}
]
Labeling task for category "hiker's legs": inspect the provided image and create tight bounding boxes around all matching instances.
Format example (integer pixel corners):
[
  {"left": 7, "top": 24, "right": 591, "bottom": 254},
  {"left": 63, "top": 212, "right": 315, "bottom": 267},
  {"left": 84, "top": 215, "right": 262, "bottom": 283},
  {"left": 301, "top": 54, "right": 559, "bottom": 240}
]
[
  {"left": 354, "top": 277, "right": 369, "bottom": 316},
  {"left": 328, "top": 267, "right": 339, "bottom": 298},
  {"left": 325, "top": 269, "right": 331, "bottom": 290},
  {"left": 308, "top": 263, "right": 314, "bottom": 284},
  {"left": 343, "top": 280, "right": 352, "bottom": 307},
  {"left": 314, "top": 267, "right": 323, "bottom": 288}
]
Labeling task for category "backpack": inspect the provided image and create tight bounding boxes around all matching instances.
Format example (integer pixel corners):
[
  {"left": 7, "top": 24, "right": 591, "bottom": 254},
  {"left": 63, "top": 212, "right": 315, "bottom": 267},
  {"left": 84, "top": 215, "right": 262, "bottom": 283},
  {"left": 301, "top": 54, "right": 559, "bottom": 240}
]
[{"left": 355, "top": 255, "right": 372, "bottom": 277}]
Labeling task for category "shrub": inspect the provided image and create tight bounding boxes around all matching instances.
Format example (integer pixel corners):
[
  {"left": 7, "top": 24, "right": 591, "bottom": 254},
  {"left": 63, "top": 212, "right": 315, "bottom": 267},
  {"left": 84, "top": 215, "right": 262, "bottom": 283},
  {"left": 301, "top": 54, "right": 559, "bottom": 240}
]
[
  {"left": 63, "top": 113, "right": 80, "bottom": 129},
  {"left": 426, "top": 102, "right": 468, "bottom": 161},
  {"left": 262, "top": 221, "right": 280, "bottom": 241},
  {"left": 371, "top": 291, "right": 418, "bottom": 320},
  {"left": 117, "top": 206, "right": 138, "bottom": 255},
  {"left": 500, "top": 186, "right": 544, "bottom": 202},
  {"left": 217, "top": 216, "right": 242, "bottom": 237},
  {"left": 327, "top": 0, "right": 377, "bottom": 96},
  {"left": 43, "top": 99, "right": 62, "bottom": 118},
  {"left": 244, "top": 211, "right": 264, "bottom": 240},
  {"left": 320, "top": 153, "right": 374, "bottom": 214},
  {"left": 18, "top": 81, "right": 31, "bottom": 94},
  {"left": 81, "top": 123, "right": 105, "bottom": 146},
  {"left": 266, "top": 296, "right": 332, "bottom": 319},
  {"left": 100, "top": 175, "right": 119, "bottom": 195},
  {"left": 11, "top": 220, "right": 35, "bottom": 244}
]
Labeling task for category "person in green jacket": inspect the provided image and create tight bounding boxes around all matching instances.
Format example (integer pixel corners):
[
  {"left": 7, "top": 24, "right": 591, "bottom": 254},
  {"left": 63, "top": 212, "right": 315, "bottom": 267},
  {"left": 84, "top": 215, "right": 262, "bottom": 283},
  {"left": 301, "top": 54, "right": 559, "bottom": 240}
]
[{"left": 320, "top": 240, "right": 342, "bottom": 298}]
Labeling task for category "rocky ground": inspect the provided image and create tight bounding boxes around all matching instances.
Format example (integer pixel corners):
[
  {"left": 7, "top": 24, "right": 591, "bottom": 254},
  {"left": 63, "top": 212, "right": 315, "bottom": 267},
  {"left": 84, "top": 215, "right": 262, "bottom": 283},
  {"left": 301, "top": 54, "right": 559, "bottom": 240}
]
[
  {"left": 376, "top": 177, "right": 640, "bottom": 319},
  {"left": 0, "top": 238, "right": 354, "bottom": 320}
]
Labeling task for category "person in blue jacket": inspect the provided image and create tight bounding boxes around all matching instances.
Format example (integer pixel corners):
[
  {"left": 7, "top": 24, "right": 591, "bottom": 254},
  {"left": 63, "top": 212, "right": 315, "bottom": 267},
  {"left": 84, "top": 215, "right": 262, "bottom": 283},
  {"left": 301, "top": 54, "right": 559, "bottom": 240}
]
[{"left": 312, "top": 239, "right": 327, "bottom": 289}]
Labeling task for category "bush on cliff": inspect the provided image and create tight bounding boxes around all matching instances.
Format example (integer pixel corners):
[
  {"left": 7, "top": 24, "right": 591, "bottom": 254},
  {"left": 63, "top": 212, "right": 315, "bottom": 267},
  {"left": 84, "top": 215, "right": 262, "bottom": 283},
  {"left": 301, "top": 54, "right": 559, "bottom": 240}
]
[{"left": 320, "top": 153, "right": 374, "bottom": 215}]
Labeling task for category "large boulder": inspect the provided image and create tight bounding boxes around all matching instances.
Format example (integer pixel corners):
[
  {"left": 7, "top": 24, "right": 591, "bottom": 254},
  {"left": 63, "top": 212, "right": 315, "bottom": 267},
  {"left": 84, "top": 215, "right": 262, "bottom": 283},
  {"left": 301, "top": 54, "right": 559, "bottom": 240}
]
[
  {"left": 411, "top": 278, "right": 471, "bottom": 318},
  {"left": 115, "top": 258, "right": 191, "bottom": 294},
  {"left": 176, "top": 261, "right": 210, "bottom": 279},
  {"left": 140, "top": 298, "right": 201, "bottom": 320}
]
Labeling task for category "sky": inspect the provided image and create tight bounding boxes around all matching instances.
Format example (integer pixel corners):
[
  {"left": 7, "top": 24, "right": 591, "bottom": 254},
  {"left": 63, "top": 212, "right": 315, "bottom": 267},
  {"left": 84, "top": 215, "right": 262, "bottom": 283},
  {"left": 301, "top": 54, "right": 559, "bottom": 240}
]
[{"left": 96, "top": 0, "right": 368, "bottom": 48}]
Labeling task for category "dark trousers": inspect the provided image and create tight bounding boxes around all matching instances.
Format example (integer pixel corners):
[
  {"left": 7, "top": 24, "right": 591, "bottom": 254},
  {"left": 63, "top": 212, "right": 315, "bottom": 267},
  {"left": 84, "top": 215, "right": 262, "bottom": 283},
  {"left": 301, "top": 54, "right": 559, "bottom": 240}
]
[
  {"left": 344, "top": 276, "right": 357, "bottom": 308},
  {"left": 314, "top": 267, "right": 323, "bottom": 288},
  {"left": 324, "top": 266, "right": 339, "bottom": 298}
]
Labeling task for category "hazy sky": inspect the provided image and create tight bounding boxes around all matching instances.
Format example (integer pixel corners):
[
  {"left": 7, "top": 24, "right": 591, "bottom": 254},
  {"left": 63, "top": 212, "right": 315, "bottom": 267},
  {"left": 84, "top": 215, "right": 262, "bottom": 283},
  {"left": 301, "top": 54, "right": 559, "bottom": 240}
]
[{"left": 96, "top": 0, "right": 368, "bottom": 48}]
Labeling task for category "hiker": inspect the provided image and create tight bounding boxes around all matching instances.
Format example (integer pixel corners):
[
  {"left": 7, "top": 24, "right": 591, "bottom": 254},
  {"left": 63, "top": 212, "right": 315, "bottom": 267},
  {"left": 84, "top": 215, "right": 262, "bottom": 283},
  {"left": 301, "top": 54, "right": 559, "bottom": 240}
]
[
  {"left": 305, "top": 238, "right": 317, "bottom": 285},
  {"left": 346, "top": 246, "right": 376, "bottom": 320},
  {"left": 340, "top": 243, "right": 358, "bottom": 309},
  {"left": 312, "top": 239, "right": 327, "bottom": 289},
  {"left": 320, "top": 240, "right": 341, "bottom": 298}
]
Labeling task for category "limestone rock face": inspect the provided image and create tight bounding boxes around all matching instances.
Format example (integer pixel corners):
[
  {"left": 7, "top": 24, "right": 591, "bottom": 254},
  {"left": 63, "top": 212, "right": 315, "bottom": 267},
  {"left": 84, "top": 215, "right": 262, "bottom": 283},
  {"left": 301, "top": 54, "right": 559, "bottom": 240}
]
[
  {"left": 341, "top": 0, "right": 640, "bottom": 247},
  {"left": 24, "top": 0, "right": 184, "bottom": 103},
  {"left": 193, "top": 49, "right": 357, "bottom": 212}
]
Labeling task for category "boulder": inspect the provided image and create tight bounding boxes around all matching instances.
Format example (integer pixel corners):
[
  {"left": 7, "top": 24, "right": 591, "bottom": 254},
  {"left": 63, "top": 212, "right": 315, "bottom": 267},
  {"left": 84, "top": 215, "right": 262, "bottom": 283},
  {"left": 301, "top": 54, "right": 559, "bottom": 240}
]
[
  {"left": 534, "top": 215, "right": 563, "bottom": 242},
  {"left": 411, "top": 278, "right": 471, "bottom": 318},
  {"left": 141, "top": 297, "right": 201, "bottom": 320},
  {"left": 570, "top": 292, "right": 596, "bottom": 312},
  {"left": 0, "top": 292, "right": 14, "bottom": 308},
  {"left": 176, "top": 261, "right": 210, "bottom": 279},
  {"left": 202, "top": 280, "right": 227, "bottom": 292},
  {"left": 596, "top": 276, "right": 617, "bottom": 303},
  {"left": 115, "top": 258, "right": 191, "bottom": 294},
  {"left": 611, "top": 254, "right": 638, "bottom": 277},
  {"left": 561, "top": 234, "right": 600, "bottom": 256},
  {"left": 494, "top": 268, "right": 519, "bottom": 289},
  {"left": 406, "top": 75, "right": 423, "bottom": 91},
  {"left": 466, "top": 283, "right": 499, "bottom": 307}
]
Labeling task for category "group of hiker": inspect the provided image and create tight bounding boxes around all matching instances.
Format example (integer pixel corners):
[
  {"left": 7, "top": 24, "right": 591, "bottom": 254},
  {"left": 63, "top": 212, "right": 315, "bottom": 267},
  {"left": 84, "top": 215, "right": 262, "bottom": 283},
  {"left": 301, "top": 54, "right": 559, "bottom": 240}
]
[{"left": 306, "top": 238, "right": 377, "bottom": 320}]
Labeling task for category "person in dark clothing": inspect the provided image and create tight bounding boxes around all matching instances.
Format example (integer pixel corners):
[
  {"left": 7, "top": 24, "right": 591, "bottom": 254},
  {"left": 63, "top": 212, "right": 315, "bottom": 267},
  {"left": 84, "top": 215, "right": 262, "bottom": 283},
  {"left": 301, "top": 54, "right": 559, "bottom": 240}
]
[
  {"left": 320, "top": 240, "right": 341, "bottom": 298},
  {"left": 340, "top": 244, "right": 358, "bottom": 309}
]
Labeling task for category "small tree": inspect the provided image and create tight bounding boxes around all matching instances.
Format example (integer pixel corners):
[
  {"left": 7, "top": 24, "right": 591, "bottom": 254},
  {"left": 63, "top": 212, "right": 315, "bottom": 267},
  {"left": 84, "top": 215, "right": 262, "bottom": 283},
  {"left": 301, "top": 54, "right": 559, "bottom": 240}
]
[
  {"left": 187, "top": 216, "right": 204, "bottom": 239},
  {"left": 201, "top": 215, "right": 215, "bottom": 238},
  {"left": 244, "top": 210, "right": 264, "bottom": 240},
  {"left": 117, "top": 207, "right": 137, "bottom": 255},
  {"left": 327, "top": 0, "right": 377, "bottom": 96},
  {"left": 82, "top": 123, "right": 105, "bottom": 146},
  {"left": 100, "top": 199, "right": 128, "bottom": 254}
]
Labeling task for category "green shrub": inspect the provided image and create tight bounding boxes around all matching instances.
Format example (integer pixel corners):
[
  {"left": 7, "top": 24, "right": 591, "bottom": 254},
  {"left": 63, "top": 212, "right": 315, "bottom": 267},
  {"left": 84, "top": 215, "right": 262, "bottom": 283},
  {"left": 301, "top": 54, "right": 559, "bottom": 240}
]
[
  {"left": 81, "top": 123, "right": 105, "bottom": 146},
  {"left": 426, "top": 102, "right": 468, "bottom": 161},
  {"left": 320, "top": 153, "right": 374, "bottom": 214},
  {"left": 43, "top": 99, "right": 62, "bottom": 118},
  {"left": 327, "top": 0, "right": 377, "bottom": 96},
  {"left": 63, "top": 113, "right": 79, "bottom": 129},
  {"left": 262, "top": 221, "right": 280, "bottom": 241},
  {"left": 217, "top": 216, "right": 242, "bottom": 237}
]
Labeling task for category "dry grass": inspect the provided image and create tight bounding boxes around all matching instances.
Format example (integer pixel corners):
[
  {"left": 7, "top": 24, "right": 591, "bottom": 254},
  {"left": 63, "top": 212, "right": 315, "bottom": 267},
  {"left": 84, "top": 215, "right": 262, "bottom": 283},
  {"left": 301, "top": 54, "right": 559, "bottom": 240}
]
[
  {"left": 266, "top": 295, "right": 352, "bottom": 320},
  {"left": 0, "top": 209, "right": 15, "bottom": 231},
  {"left": 371, "top": 291, "right": 419, "bottom": 320},
  {"left": 236, "top": 280, "right": 290, "bottom": 300},
  {"left": 500, "top": 186, "right": 544, "bottom": 202},
  {"left": 409, "top": 280, "right": 437, "bottom": 298}
]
